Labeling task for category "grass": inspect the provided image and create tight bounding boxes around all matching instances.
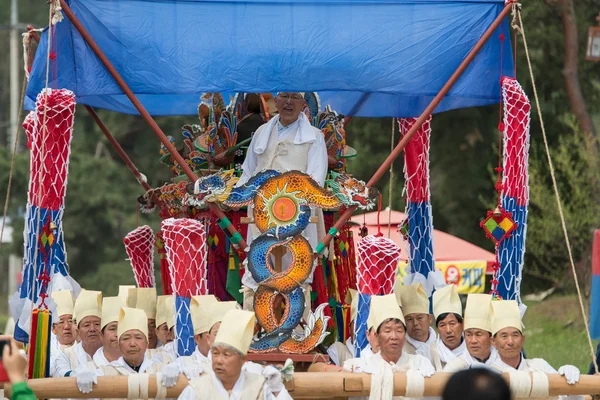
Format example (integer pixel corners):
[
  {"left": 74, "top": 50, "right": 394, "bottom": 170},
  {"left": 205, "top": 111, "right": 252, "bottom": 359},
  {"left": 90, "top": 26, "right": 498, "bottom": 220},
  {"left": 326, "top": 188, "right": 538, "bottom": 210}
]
[{"left": 522, "top": 295, "right": 598, "bottom": 372}]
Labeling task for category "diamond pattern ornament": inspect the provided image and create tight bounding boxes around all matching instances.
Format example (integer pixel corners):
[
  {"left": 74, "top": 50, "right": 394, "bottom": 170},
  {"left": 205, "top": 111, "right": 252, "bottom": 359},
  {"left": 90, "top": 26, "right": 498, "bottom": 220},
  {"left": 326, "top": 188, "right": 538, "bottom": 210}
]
[{"left": 480, "top": 206, "right": 517, "bottom": 245}]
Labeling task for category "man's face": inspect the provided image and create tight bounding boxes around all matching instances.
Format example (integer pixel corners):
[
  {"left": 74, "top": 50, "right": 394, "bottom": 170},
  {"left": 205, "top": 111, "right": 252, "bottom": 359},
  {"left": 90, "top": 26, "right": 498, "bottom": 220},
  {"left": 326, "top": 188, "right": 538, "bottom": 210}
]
[
  {"left": 436, "top": 314, "right": 464, "bottom": 350},
  {"left": 492, "top": 327, "right": 525, "bottom": 361},
  {"left": 101, "top": 321, "right": 119, "bottom": 350},
  {"left": 211, "top": 345, "right": 245, "bottom": 383},
  {"left": 367, "top": 327, "right": 379, "bottom": 353},
  {"left": 147, "top": 319, "right": 157, "bottom": 349},
  {"left": 78, "top": 316, "right": 102, "bottom": 347},
  {"left": 464, "top": 328, "right": 492, "bottom": 360},
  {"left": 209, "top": 322, "right": 221, "bottom": 345},
  {"left": 119, "top": 330, "right": 148, "bottom": 366},
  {"left": 156, "top": 323, "right": 170, "bottom": 344},
  {"left": 404, "top": 313, "right": 433, "bottom": 342},
  {"left": 377, "top": 319, "right": 406, "bottom": 361},
  {"left": 275, "top": 93, "right": 305, "bottom": 123},
  {"left": 52, "top": 314, "right": 75, "bottom": 345},
  {"left": 194, "top": 332, "right": 212, "bottom": 357}
]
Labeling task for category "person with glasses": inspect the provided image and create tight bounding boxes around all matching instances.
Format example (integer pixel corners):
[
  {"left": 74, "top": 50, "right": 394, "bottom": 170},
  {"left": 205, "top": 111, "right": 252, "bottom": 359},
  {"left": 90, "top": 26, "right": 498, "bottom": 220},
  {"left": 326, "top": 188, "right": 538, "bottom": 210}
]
[
  {"left": 49, "top": 291, "right": 76, "bottom": 375},
  {"left": 237, "top": 92, "right": 328, "bottom": 320}
]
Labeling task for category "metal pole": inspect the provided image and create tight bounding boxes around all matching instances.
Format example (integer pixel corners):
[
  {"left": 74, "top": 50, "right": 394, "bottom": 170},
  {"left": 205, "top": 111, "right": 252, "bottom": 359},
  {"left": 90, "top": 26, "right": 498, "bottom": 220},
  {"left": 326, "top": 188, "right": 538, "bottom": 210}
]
[
  {"left": 57, "top": 0, "right": 247, "bottom": 248},
  {"left": 319, "top": 2, "right": 515, "bottom": 252},
  {"left": 9, "top": 0, "right": 18, "bottom": 150}
]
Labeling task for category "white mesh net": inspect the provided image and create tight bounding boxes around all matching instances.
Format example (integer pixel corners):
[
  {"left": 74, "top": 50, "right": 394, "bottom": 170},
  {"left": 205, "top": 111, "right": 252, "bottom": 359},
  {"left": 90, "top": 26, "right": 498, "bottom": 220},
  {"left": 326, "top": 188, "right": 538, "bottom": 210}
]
[{"left": 123, "top": 225, "right": 156, "bottom": 288}]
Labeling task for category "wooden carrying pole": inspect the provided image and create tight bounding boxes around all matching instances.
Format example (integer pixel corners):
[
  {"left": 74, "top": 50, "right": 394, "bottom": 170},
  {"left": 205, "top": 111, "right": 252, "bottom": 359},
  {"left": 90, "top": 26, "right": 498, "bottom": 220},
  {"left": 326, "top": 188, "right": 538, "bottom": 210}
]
[
  {"left": 5, "top": 371, "right": 600, "bottom": 399},
  {"left": 318, "top": 1, "right": 515, "bottom": 253},
  {"left": 57, "top": 0, "right": 247, "bottom": 249}
]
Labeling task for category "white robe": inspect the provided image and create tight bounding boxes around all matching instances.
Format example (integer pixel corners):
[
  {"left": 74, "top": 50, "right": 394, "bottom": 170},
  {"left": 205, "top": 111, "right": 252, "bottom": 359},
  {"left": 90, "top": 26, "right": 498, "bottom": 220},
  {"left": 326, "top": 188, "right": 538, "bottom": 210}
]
[
  {"left": 50, "top": 333, "right": 73, "bottom": 375},
  {"left": 52, "top": 341, "right": 94, "bottom": 377},
  {"left": 97, "top": 355, "right": 165, "bottom": 376},
  {"left": 442, "top": 346, "right": 499, "bottom": 372},
  {"left": 178, "top": 370, "right": 293, "bottom": 400},
  {"left": 433, "top": 336, "right": 466, "bottom": 371},
  {"left": 92, "top": 347, "right": 111, "bottom": 367},
  {"left": 403, "top": 327, "right": 440, "bottom": 365}
]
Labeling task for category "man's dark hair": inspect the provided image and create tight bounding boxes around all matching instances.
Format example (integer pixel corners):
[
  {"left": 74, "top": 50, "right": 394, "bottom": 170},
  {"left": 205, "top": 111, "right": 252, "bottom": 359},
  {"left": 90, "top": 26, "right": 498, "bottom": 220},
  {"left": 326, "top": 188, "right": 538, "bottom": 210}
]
[
  {"left": 375, "top": 318, "right": 406, "bottom": 334},
  {"left": 442, "top": 368, "right": 510, "bottom": 400},
  {"left": 245, "top": 94, "right": 262, "bottom": 114},
  {"left": 436, "top": 312, "right": 463, "bottom": 327}
]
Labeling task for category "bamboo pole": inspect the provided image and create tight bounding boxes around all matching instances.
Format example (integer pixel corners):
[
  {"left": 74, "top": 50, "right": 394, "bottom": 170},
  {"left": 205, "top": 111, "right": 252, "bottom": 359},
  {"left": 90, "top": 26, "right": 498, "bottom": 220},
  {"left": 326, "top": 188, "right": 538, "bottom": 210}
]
[{"left": 5, "top": 371, "right": 600, "bottom": 399}]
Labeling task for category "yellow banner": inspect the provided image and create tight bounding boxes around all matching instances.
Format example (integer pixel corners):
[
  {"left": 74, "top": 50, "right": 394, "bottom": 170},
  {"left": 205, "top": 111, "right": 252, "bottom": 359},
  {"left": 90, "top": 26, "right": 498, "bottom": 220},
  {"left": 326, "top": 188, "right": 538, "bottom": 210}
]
[{"left": 397, "top": 261, "right": 486, "bottom": 294}]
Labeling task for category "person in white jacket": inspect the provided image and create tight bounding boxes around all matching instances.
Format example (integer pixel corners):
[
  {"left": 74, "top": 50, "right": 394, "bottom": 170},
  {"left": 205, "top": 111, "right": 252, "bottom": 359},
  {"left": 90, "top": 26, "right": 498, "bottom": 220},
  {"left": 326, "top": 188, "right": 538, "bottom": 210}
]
[
  {"left": 49, "top": 291, "right": 76, "bottom": 373},
  {"left": 92, "top": 296, "right": 125, "bottom": 366},
  {"left": 178, "top": 309, "right": 293, "bottom": 400},
  {"left": 431, "top": 285, "right": 466, "bottom": 371}
]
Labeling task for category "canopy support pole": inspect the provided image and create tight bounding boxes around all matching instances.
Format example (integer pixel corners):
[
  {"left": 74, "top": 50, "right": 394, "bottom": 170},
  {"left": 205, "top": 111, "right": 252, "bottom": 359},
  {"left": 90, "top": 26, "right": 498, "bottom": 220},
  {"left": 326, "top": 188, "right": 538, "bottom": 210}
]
[
  {"left": 318, "top": 1, "right": 515, "bottom": 252},
  {"left": 57, "top": 0, "right": 247, "bottom": 249}
]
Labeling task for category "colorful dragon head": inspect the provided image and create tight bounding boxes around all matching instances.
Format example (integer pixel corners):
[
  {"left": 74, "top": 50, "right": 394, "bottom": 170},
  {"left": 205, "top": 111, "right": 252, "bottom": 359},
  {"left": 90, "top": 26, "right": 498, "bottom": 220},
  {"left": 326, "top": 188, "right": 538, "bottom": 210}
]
[
  {"left": 186, "top": 169, "right": 239, "bottom": 208},
  {"left": 326, "top": 172, "right": 378, "bottom": 210}
]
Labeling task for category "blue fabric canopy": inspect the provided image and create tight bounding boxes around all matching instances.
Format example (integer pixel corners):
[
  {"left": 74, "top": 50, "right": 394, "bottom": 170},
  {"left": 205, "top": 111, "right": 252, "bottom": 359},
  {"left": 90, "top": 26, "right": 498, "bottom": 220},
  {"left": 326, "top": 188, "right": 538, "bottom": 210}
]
[{"left": 26, "top": 0, "right": 513, "bottom": 117}]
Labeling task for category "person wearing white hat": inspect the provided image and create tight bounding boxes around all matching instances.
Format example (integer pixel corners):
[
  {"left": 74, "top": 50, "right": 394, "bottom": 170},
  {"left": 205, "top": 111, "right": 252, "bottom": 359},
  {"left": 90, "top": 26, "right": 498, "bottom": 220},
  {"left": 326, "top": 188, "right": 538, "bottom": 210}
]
[
  {"left": 74, "top": 307, "right": 171, "bottom": 394},
  {"left": 152, "top": 295, "right": 177, "bottom": 362},
  {"left": 400, "top": 283, "right": 437, "bottom": 362},
  {"left": 49, "top": 291, "right": 76, "bottom": 375},
  {"left": 431, "top": 284, "right": 466, "bottom": 370},
  {"left": 342, "top": 294, "right": 435, "bottom": 400},
  {"left": 175, "top": 295, "right": 219, "bottom": 370},
  {"left": 52, "top": 289, "right": 103, "bottom": 377},
  {"left": 489, "top": 300, "right": 582, "bottom": 394},
  {"left": 132, "top": 287, "right": 158, "bottom": 349},
  {"left": 237, "top": 91, "right": 328, "bottom": 312},
  {"left": 92, "top": 296, "right": 126, "bottom": 366},
  {"left": 178, "top": 309, "right": 293, "bottom": 400},
  {"left": 327, "top": 289, "right": 376, "bottom": 366},
  {"left": 443, "top": 294, "right": 498, "bottom": 372}
]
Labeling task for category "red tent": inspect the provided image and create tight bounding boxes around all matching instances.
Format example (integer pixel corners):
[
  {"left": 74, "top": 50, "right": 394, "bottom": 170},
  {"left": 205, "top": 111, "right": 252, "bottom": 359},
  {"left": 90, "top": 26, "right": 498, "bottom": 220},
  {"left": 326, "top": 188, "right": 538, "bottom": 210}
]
[{"left": 349, "top": 209, "right": 495, "bottom": 274}]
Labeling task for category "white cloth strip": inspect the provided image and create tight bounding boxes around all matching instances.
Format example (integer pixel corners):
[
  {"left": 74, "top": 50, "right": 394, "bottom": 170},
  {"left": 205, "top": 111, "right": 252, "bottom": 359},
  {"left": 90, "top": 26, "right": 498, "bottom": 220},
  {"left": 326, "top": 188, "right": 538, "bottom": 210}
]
[{"left": 405, "top": 369, "right": 425, "bottom": 398}]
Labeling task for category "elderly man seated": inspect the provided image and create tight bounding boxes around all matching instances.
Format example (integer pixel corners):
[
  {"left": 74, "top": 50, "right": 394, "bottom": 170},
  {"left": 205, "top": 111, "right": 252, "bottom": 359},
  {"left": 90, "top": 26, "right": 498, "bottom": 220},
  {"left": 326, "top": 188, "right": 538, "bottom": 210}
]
[
  {"left": 431, "top": 284, "right": 466, "bottom": 370},
  {"left": 74, "top": 307, "right": 170, "bottom": 394},
  {"left": 343, "top": 294, "right": 435, "bottom": 400},
  {"left": 443, "top": 294, "right": 498, "bottom": 371},
  {"left": 489, "top": 300, "right": 584, "bottom": 400},
  {"left": 178, "top": 309, "right": 293, "bottom": 400}
]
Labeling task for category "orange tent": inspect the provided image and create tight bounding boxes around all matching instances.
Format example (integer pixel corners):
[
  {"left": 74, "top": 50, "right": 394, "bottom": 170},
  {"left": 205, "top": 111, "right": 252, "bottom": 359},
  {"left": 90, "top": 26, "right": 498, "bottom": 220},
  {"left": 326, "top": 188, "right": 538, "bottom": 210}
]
[{"left": 349, "top": 209, "right": 495, "bottom": 274}]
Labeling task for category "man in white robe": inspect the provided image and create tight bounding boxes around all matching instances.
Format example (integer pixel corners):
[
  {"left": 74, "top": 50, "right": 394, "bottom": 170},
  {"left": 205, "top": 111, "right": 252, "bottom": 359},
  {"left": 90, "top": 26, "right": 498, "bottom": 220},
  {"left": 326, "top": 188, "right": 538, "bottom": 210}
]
[
  {"left": 130, "top": 287, "right": 159, "bottom": 349},
  {"left": 179, "top": 309, "right": 293, "bottom": 400},
  {"left": 489, "top": 300, "right": 583, "bottom": 400},
  {"left": 49, "top": 291, "right": 76, "bottom": 374},
  {"left": 443, "top": 294, "right": 498, "bottom": 372},
  {"left": 92, "top": 296, "right": 125, "bottom": 366},
  {"left": 52, "top": 290, "right": 102, "bottom": 377},
  {"left": 342, "top": 294, "right": 435, "bottom": 400},
  {"left": 150, "top": 295, "right": 176, "bottom": 363},
  {"left": 400, "top": 283, "right": 440, "bottom": 367},
  {"left": 237, "top": 92, "right": 328, "bottom": 314},
  {"left": 431, "top": 285, "right": 466, "bottom": 371}
]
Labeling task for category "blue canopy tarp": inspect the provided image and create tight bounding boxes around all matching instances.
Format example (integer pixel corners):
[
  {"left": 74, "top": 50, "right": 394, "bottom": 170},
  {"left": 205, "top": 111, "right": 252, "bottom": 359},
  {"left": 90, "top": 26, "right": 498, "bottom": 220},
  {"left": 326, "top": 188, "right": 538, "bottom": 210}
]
[{"left": 26, "top": 0, "right": 513, "bottom": 118}]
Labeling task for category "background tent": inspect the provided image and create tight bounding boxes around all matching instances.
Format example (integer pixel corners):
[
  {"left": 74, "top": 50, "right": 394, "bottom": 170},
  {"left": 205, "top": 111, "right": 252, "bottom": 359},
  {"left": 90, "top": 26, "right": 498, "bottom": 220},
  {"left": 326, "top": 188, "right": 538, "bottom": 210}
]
[{"left": 27, "top": 0, "right": 513, "bottom": 117}]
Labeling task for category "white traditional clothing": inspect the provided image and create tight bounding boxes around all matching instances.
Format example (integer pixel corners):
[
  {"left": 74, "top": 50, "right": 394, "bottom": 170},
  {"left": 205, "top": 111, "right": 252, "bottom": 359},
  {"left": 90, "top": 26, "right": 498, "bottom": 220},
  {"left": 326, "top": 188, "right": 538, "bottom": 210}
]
[
  {"left": 178, "top": 370, "right": 293, "bottom": 400},
  {"left": 52, "top": 341, "right": 94, "bottom": 377},
  {"left": 50, "top": 333, "right": 73, "bottom": 375},
  {"left": 403, "top": 327, "right": 438, "bottom": 360},
  {"left": 343, "top": 352, "right": 434, "bottom": 400},
  {"left": 175, "top": 346, "right": 212, "bottom": 370},
  {"left": 238, "top": 113, "right": 328, "bottom": 291},
  {"left": 442, "top": 346, "right": 499, "bottom": 372},
  {"left": 92, "top": 347, "right": 113, "bottom": 367},
  {"left": 327, "top": 338, "right": 355, "bottom": 366},
  {"left": 97, "top": 355, "right": 166, "bottom": 376},
  {"left": 433, "top": 336, "right": 466, "bottom": 371}
]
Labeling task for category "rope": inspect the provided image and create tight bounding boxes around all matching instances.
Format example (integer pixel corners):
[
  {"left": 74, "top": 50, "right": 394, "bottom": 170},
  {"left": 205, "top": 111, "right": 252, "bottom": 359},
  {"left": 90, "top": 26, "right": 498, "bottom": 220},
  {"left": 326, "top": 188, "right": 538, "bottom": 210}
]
[
  {"left": 508, "top": 370, "right": 532, "bottom": 398},
  {"left": 387, "top": 118, "right": 395, "bottom": 238},
  {"left": 517, "top": 7, "right": 599, "bottom": 374},
  {"left": 0, "top": 73, "right": 27, "bottom": 249}
]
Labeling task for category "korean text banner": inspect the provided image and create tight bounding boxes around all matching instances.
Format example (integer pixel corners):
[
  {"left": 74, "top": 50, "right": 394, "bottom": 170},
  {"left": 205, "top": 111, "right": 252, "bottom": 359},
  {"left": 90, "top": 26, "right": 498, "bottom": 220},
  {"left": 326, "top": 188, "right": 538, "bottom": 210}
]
[{"left": 398, "top": 261, "right": 486, "bottom": 294}]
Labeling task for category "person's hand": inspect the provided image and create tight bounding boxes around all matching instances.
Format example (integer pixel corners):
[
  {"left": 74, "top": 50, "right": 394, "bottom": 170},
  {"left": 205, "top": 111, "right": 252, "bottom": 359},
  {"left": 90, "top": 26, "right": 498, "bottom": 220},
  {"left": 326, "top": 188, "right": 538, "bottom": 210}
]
[
  {"left": 73, "top": 365, "right": 98, "bottom": 393},
  {"left": 182, "top": 364, "right": 206, "bottom": 380},
  {"left": 263, "top": 365, "right": 284, "bottom": 393},
  {"left": 415, "top": 361, "right": 436, "bottom": 378},
  {"left": 558, "top": 365, "right": 580, "bottom": 385},
  {"left": 160, "top": 363, "right": 181, "bottom": 387},
  {"left": 2, "top": 339, "right": 27, "bottom": 384}
]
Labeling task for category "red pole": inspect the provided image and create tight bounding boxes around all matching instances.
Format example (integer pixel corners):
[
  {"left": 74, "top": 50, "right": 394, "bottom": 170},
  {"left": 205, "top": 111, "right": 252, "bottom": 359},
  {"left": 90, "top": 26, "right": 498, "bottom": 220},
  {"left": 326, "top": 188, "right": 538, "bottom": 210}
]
[
  {"left": 319, "top": 2, "right": 515, "bottom": 252},
  {"left": 57, "top": 0, "right": 247, "bottom": 249}
]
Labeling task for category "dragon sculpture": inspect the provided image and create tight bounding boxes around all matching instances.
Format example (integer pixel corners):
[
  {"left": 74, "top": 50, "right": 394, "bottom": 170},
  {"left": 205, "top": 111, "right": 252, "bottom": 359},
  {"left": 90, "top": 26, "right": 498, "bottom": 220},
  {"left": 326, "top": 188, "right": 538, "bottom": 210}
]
[{"left": 190, "top": 169, "right": 377, "bottom": 353}]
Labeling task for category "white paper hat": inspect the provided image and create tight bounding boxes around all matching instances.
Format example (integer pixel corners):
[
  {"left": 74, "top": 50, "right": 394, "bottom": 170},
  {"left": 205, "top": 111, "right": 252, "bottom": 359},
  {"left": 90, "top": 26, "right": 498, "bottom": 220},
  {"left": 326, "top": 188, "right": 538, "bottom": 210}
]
[
  {"left": 491, "top": 300, "right": 523, "bottom": 336},
  {"left": 118, "top": 285, "right": 136, "bottom": 303},
  {"left": 134, "top": 288, "right": 157, "bottom": 319},
  {"left": 117, "top": 306, "right": 149, "bottom": 340},
  {"left": 348, "top": 289, "right": 358, "bottom": 322},
  {"left": 394, "top": 275, "right": 403, "bottom": 308},
  {"left": 51, "top": 291, "right": 74, "bottom": 318},
  {"left": 213, "top": 309, "right": 255, "bottom": 355},
  {"left": 370, "top": 294, "right": 405, "bottom": 331},
  {"left": 400, "top": 283, "right": 430, "bottom": 316},
  {"left": 464, "top": 294, "right": 493, "bottom": 332},
  {"left": 101, "top": 296, "right": 126, "bottom": 330},
  {"left": 191, "top": 295, "right": 219, "bottom": 335},
  {"left": 74, "top": 289, "right": 102, "bottom": 323},
  {"left": 432, "top": 285, "right": 462, "bottom": 320},
  {"left": 207, "top": 301, "right": 239, "bottom": 332},
  {"left": 156, "top": 295, "right": 175, "bottom": 329}
]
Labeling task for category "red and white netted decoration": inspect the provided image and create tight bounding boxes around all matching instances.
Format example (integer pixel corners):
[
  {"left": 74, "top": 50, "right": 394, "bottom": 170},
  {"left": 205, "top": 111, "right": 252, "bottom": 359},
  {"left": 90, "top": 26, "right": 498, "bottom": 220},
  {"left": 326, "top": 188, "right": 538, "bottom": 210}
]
[
  {"left": 161, "top": 218, "right": 208, "bottom": 356},
  {"left": 123, "top": 225, "right": 155, "bottom": 288},
  {"left": 354, "top": 235, "right": 401, "bottom": 356}
]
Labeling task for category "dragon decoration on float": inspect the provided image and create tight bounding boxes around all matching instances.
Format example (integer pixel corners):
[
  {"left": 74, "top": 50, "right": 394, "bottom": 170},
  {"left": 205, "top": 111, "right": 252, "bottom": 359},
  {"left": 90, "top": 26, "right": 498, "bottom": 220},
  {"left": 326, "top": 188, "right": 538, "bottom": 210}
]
[{"left": 189, "top": 169, "right": 377, "bottom": 353}]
